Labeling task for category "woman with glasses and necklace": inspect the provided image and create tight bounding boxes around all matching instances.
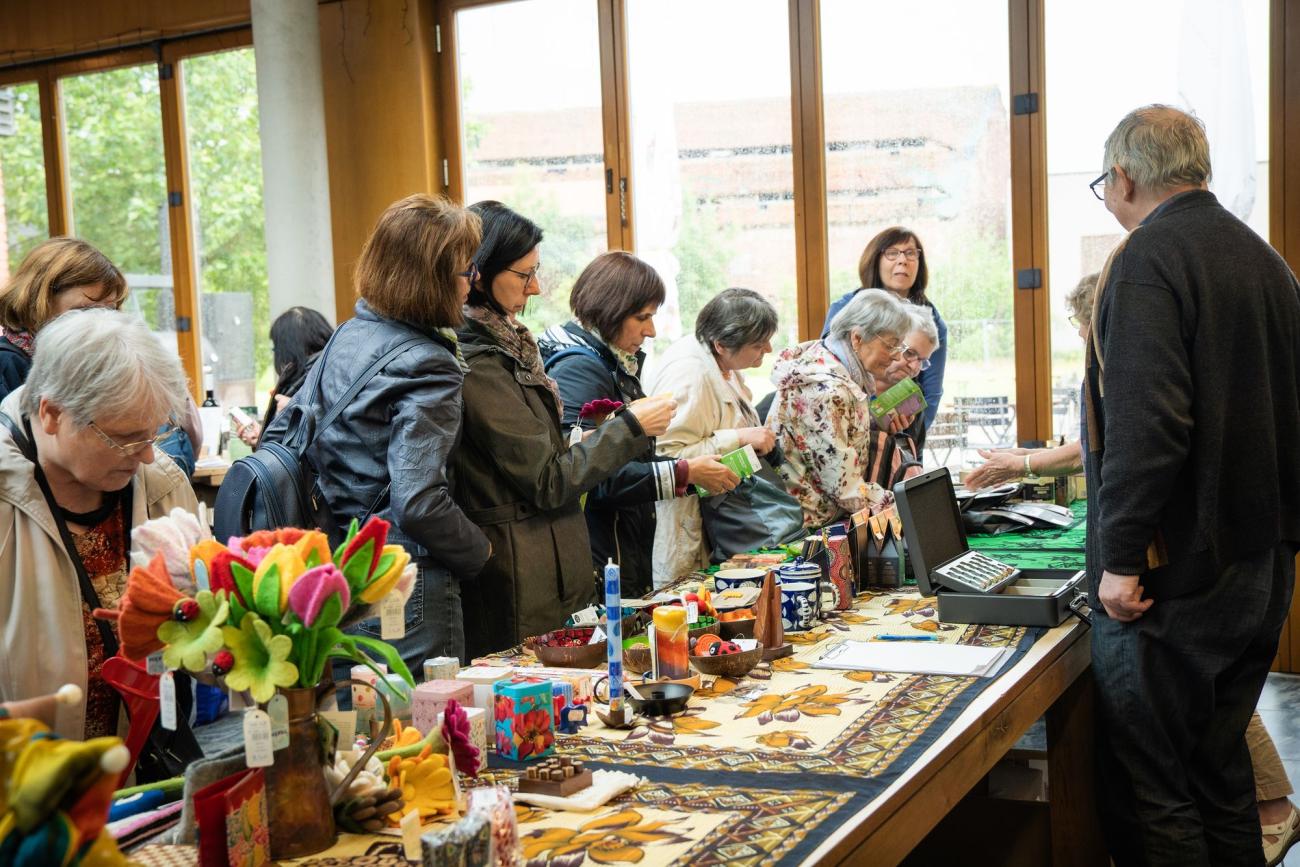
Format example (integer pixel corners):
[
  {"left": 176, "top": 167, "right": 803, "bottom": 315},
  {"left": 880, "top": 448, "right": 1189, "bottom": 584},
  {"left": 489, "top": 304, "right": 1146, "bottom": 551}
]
[
  {"left": 822, "top": 227, "right": 948, "bottom": 431},
  {"left": 452, "top": 202, "right": 676, "bottom": 657},
  {"left": 771, "top": 288, "right": 915, "bottom": 527},
  {"left": 0, "top": 309, "right": 198, "bottom": 742}
]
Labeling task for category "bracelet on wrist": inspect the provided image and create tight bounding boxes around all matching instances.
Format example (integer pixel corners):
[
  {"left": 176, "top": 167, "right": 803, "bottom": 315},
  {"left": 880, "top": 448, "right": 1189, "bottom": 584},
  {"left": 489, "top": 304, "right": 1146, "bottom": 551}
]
[{"left": 1023, "top": 454, "right": 1033, "bottom": 477}]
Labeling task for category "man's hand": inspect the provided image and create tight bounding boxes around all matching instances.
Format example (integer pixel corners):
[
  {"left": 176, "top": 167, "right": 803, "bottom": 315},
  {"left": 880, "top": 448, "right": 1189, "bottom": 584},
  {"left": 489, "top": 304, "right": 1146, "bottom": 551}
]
[{"left": 1098, "top": 570, "right": 1153, "bottom": 622}]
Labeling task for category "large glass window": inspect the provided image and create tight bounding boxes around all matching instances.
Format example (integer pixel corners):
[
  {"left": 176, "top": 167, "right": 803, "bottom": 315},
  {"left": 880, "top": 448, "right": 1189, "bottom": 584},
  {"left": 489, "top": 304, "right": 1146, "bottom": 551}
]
[
  {"left": 821, "top": 0, "right": 1016, "bottom": 465},
  {"left": 183, "top": 47, "right": 269, "bottom": 409},
  {"left": 625, "top": 0, "right": 796, "bottom": 394},
  {"left": 0, "top": 82, "right": 49, "bottom": 281},
  {"left": 62, "top": 64, "right": 175, "bottom": 350},
  {"left": 1045, "top": 0, "right": 1270, "bottom": 441},
  {"left": 454, "top": 0, "right": 607, "bottom": 335}
]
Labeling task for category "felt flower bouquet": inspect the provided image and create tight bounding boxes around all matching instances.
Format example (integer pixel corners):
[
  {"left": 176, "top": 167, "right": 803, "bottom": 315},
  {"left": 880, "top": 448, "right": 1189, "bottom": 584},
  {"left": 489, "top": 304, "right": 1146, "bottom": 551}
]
[{"left": 99, "top": 511, "right": 418, "bottom": 703}]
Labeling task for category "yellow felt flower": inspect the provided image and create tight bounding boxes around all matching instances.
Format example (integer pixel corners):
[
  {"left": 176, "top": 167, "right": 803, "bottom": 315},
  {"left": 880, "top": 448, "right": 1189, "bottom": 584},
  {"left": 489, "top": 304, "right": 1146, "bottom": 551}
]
[
  {"left": 251, "top": 544, "right": 308, "bottom": 615},
  {"left": 359, "top": 545, "right": 410, "bottom": 604},
  {"left": 387, "top": 751, "right": 456, "bottom": 823},
  {"left": 221, "top": 613, "right": 299, "bottom": 703},
  {"left": 292, "top": 531, "right": 332, "bottom": 569}
]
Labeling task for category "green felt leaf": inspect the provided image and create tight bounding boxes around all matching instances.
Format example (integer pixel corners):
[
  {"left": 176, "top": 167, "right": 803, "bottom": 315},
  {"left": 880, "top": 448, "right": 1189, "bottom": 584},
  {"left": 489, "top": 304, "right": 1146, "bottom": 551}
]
[
  {"left": 347, "top": 634, "right": 415, "bottom": 690},
  {"left": 341, "top": 538, "right": 375, "bottom": 590},
  {"left": 315, "top": 593, "right": 345, "bottom": 631},
  {"left": 231, "top": 562, "right": 256, "bottom": 610},
  {"left": 254, "top": 563, "right": 281, "bottom": 618}
]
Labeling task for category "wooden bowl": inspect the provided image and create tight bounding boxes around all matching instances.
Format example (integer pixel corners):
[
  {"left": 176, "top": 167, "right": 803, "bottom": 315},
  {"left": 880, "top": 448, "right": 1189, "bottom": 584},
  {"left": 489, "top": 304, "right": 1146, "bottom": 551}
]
[
  {"left": 689, "top": 646, "right": 763, "bottom": 678},
  {"left": 623, "top": 643, "right": 653, "bottom": 674},
  {"left": 718, "top": 617, "right": 757, "bottom": 640},
  {"left": 526, "top": 632, "right": 607, "bottom": 669}
]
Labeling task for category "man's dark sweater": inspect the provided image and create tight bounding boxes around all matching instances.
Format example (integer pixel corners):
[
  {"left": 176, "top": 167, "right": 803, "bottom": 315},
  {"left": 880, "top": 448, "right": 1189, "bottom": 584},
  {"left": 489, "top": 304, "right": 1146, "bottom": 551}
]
[{"left": 1084, "top": 190, "right": 1300, "bottom": 599}]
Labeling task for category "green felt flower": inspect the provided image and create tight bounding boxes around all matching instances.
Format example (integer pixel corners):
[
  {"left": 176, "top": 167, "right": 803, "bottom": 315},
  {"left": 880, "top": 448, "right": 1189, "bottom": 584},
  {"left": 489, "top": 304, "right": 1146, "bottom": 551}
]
[
  {"left": 157, "top": 590, "right": 230, "bottom": 673},
  {"left": 221, "top": 612, "right": 299, "bottom": 703}
]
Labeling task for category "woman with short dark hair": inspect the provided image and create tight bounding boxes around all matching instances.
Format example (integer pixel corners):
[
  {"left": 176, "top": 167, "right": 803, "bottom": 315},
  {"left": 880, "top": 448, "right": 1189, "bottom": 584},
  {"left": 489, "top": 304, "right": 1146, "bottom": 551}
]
[
  {"left": 262, "top": 194, "right": 489, "bottom": 666},
  {"left": 236, "top": 307, "right": 335, "bottom": 446},
  {"left": 453, "top": 203, "right": 674, "bottom": 655},
  {"left": 645, "top": 288, "right": 779, "bottom": 586},
  {"left": 822, "top": 226, "right": 948, "bottom": 429},
  {"left": 539, "top": 252, "right": 739, "bottom": 595}
]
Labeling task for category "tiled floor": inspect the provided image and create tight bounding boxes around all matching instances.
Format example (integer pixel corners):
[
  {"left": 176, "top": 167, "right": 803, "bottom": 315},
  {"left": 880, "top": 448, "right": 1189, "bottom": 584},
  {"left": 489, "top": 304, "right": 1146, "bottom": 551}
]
[{"left": 1257, "top": 673, "right": 1300, "bottom": 865}]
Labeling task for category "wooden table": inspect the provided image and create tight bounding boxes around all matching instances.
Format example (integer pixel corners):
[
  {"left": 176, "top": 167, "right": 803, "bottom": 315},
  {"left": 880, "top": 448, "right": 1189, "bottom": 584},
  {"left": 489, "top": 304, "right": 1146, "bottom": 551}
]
[{"left": 808, "top": 616, "right": 1103, "bottom": 866}]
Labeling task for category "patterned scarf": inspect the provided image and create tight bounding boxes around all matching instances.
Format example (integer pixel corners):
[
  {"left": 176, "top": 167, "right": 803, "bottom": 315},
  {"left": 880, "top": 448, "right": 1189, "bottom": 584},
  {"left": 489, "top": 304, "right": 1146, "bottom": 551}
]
[
  {"left": 1, "top": 327, "right": 35, "bottom": 356},
  {"left": 463, "top": 305, "right": 563, "bottom": 408},
  {"left": 589, "top": 328, "right": 641, "bottom": 377},
  {"left": 824, "top": 334, "right": 874, "bottom": 394}
]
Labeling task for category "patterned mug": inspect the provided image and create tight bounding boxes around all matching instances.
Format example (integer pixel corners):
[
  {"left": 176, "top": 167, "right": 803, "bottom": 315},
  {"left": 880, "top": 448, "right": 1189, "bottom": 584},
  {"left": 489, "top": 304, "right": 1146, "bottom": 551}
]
[
  {"left": 779, "top": 582, "right": 818, "bottom": 631},
  {"left": 713, "top": 567, "right": 769, "bottom": 592}
]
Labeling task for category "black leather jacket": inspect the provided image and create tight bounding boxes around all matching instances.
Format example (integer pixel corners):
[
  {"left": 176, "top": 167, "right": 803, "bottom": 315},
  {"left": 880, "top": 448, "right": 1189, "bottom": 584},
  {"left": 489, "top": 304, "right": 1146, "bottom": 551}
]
[{"left": 263, "top": 301, "right": 490, "bottom": 579}]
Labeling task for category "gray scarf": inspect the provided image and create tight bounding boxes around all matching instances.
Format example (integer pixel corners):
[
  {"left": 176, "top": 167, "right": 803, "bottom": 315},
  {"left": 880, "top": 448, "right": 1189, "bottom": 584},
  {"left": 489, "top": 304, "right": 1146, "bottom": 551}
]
[{"left": 824, "top": 335, "right": 874, "bottom": 393}]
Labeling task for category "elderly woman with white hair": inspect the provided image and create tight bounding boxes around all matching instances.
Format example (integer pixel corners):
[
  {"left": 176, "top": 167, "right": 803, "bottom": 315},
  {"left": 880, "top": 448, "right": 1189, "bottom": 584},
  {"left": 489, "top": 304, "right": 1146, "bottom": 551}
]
[
  {"left": 768, "top": 288, "right": 914, "bottom": 526},
  {"left": 0, "top": 308, "right": 197, "bottom": 741}
]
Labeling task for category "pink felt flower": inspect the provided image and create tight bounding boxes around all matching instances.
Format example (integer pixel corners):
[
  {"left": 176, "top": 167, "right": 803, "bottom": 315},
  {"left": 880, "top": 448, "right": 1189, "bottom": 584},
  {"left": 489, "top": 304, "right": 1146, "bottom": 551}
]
[
  {"left": 440, "top": 699, "right": 481, "bottom": 778},
  {"left": 287, "top": 564, "right": 351, "bottom": 628}
]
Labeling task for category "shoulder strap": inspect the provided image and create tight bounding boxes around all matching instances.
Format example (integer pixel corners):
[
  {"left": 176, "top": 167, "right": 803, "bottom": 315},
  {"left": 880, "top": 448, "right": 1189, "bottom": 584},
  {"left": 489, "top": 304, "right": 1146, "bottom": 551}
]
[
  {"left": 315, "top": 335, "right": 426, "bottom": 438},
  {"left": 0, "top": 411, "right": 123, "bottom": 656},
  {"left": 543, "top": 344, "right": 607, "bottom": 374}
]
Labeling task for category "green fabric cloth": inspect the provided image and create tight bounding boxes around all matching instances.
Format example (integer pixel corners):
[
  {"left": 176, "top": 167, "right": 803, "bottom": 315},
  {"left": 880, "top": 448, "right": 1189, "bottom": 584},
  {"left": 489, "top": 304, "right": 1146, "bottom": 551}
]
[{"left": 966, "top": 500, "right": 1087, "bottom": 571}]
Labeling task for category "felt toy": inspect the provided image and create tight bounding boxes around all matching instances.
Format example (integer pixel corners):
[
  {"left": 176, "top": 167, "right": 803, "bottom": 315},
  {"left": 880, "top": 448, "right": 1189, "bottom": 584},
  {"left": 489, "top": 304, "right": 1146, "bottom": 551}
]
[
  {"left": 440, "top": 700, "right": 481, "bottom": 778},
  {"left": 0, "top": 685, "right": 82, "bottom": 729},
  {"left": 93, "top": 551, "right": 189, "bottom": 662},
  {"left": 0, "top": 714, "right": 131, "bottom": 867}
]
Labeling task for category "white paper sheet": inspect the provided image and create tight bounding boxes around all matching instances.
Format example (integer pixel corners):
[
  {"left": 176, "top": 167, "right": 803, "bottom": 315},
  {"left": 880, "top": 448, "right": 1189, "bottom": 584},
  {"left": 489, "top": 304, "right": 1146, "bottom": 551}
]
[{"left": 813, "top": 639, "right": 1014, "bottom": 678}]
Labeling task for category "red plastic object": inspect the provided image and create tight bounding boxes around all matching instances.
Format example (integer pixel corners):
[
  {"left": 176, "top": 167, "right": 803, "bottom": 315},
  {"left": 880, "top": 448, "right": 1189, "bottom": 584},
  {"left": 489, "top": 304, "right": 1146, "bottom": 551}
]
[{"left": 101, "top": 655, "right": 161, "bottom": 787}]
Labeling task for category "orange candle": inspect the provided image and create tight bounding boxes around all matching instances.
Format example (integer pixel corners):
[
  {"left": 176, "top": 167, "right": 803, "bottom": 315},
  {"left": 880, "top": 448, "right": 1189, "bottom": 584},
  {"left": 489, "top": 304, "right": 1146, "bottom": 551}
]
[{"left": 652, "top": 605, "right": 689, "bottom": 680}]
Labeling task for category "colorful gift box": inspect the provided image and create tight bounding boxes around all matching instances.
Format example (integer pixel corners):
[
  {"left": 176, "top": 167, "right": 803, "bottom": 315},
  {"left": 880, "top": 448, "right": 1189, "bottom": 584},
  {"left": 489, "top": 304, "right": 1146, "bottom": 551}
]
[
  {"left": 413, "top": 680, "right": 475, "bottom": 734},
  {"left": 456, "top": 666, "right": 513, "bottom": 715},
  {"left": 508, "top": 666, "right": 593, "bottom": 704},
  {"left": 492, "top": 679, "right": 555, "bottom": 761}
]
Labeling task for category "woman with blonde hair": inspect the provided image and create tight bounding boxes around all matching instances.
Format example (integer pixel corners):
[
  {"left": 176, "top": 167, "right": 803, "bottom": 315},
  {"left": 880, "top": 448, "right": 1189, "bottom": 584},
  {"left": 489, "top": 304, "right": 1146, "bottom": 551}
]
[{"left": 263, "top": 194, "right": 490, "bottom": 665}]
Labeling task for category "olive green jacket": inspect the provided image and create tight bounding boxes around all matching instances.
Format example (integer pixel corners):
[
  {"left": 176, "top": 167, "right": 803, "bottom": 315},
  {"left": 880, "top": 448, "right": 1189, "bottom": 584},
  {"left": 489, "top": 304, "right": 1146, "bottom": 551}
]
[{"left": 453, "top": 318, "right": 649, "bottom": 657}]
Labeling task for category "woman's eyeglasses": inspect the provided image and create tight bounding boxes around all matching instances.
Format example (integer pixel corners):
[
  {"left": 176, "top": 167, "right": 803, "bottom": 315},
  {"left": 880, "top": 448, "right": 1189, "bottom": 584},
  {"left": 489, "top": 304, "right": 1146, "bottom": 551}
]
[
  {"left": 900, "top": 346, "right": 932, "bottom": 371},
  {"left": 457, "top": 263, "right": 480, "bottom": 283},
  {"left": 882, "top": 248, "right": 921, "bottom": 263},
  {"left": 504, "top": 263, "right": 541, "bottom": 287},
  {"left": 90, "top": 420, "right": 181, "bottom": 457}
]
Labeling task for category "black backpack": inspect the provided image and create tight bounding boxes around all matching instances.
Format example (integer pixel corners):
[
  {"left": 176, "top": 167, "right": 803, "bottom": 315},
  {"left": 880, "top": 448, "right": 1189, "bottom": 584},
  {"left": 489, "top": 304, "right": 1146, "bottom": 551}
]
[{"left": 212, "top": 335, "right": 422, "bottom": 542}]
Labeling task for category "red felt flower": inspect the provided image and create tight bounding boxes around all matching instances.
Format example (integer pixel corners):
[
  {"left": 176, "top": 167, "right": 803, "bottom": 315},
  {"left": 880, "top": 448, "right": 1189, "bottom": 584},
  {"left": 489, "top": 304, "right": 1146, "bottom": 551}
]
[
  {"left": 340, "top": 517, "right": 390, "bottom": 580},
  {"left": 578, "top": 398, "right": 623, "bottom": 422},
  {"left": 208, "top": 549, "right": 254, "bottom": 609}
]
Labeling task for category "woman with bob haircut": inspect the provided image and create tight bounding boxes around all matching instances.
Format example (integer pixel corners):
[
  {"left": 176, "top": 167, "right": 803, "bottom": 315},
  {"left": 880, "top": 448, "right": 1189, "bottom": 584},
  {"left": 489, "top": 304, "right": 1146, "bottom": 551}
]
[
  {"left": 0, "top": 309, "right": 197, "bottom": 742},
  {"left": 235, "top": 306, "right": 335, "bottom": 446},
  {"left": 263, "top": 194, "right": 490, "bottom": 666},
  {"left": 453, "top": 202, "right": 675, "bottom": 655},
  {"left": 539, "top": 251, "right": 738, "bottom": 595},
  {"left": 822, "top": 227, "right": 948, "bottom": 429},
  {"left": 645, "top": 287, "right": 780, "bottom": 587},
  {"left": 0, "top": 237, "right": 128, "bottom": 399},
  {"left": 773, "top": 288, "right": 914, "bottom": 526}
]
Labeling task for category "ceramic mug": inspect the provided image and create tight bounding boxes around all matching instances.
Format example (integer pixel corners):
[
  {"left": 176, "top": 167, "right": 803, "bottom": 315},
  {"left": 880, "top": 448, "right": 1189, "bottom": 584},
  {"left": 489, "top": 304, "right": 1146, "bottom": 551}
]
[
  {"left": 780, "top": 582, "right": 818, "bottom": 631},
  {"left": 713, "top": 567, "right": 769, "bottom": 592}
]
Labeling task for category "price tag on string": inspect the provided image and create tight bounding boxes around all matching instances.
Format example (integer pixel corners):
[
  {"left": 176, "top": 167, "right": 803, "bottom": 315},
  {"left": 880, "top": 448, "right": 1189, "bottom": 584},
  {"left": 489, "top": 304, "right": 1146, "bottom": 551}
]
[
  {"left": 400, "top": 808, "right": 422, "bottom": 861},
  {"left": 686, "top": 601, "right": 699, "bottom": 623},
  {"left": 146, "top": 651, "right": 166, "bottom": 676},
  {"left": 588, "top": 626, "right": 607, "bottom": 645},
  {"left": 243, "top": 709, "right": 274, "bottom": 768},
  {"left": 267, "top": 693, "right": 290, "bottom": 751},
  {"left": 159, "top": 671, "right": 177, "bottom": 731},
  {"left": 320, "top": 710, "right": 356, "bottom": 748},
  {"left": 380, "top": 594, "right": 406, "bottom": 640}
]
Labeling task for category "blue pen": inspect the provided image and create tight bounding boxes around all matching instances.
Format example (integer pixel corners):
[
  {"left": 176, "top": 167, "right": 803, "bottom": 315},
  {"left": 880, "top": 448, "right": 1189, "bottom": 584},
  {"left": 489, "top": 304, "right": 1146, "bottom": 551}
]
[{"left": 873, "top": 634, "right": 940, "bottom": 642}]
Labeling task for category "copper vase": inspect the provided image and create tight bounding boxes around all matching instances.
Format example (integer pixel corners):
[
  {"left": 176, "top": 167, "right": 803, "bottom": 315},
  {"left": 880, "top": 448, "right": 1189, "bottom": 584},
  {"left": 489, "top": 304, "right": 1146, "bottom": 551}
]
[{"left": 264, "top": 685, "right": 337, "bottom": 859}]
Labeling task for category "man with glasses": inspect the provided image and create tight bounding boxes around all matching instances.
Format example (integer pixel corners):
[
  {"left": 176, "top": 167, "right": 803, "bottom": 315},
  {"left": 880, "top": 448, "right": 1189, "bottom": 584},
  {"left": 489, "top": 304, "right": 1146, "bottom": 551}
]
[{"left": 1085, "top": 105, "right": 1300, "bottom": 866}]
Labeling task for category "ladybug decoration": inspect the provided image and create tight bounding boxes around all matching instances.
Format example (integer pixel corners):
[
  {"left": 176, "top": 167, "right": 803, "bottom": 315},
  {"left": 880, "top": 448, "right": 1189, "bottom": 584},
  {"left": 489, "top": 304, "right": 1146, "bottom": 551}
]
[
  {"left": 212, "top": 649, "right": 235, "bottom": 677},
  {"left": 173, "top": 598, "right": 201, "bottom": 622},
  {"left": 708, "top": 640, "right": 742, "bottom": 657}
]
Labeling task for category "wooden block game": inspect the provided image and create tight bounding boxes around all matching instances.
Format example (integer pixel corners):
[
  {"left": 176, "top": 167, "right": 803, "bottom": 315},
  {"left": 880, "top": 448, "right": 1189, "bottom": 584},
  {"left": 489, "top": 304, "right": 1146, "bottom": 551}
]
[{"left": 517, "top": 757, "right": 593, "bottom": 797}]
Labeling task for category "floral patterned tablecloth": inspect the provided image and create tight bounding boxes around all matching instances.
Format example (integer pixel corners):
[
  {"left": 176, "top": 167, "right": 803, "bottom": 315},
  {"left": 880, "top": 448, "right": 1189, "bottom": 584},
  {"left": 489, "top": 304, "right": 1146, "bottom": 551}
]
[{"left": 441, "top": 588, "right": 1045, "bottom": 867}]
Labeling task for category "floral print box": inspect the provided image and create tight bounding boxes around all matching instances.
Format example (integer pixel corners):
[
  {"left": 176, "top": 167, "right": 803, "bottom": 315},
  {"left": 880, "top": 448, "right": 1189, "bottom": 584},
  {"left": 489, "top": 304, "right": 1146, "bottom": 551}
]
[{"left": 493, "top": 679, "right": 556, "bottom": 761}]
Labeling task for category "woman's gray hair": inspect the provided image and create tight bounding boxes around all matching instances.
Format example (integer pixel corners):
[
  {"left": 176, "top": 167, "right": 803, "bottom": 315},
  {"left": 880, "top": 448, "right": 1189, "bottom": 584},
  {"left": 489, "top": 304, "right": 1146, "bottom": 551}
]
[
  {"left": 906, "top": 302, "right": 940, "bottom": 347},
  {"left": 1102, "top": 104, "right": 1211, "bottom": 192},
  {"left": 827, "top": 288, "right": 913, "bottom": 346},
  {"left": 695, "top": 287, "right": 779, "bottom": 352},
  {"left": 21, "top": 308, "right": 191, "bottom": 426}
]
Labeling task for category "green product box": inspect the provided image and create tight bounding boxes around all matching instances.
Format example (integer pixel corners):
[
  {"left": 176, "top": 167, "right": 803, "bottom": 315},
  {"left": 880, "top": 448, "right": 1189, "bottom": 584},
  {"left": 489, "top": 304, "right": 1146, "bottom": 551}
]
[{"left": 696, "top": 444, "right": 761, "bottom": 497}]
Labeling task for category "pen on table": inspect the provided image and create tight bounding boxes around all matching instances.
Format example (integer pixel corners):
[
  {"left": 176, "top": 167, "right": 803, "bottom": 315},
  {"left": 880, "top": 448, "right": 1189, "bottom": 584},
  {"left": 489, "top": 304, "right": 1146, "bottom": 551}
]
[{"left": 872, "top": 634, "right": 940, "bottom": 642}]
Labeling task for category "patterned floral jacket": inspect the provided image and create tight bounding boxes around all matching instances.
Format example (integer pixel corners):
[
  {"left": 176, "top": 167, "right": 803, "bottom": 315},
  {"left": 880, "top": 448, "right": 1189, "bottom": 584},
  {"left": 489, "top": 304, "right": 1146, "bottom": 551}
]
[{"left": 768, "top": 340, "right": 880, "bottom": 527}]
